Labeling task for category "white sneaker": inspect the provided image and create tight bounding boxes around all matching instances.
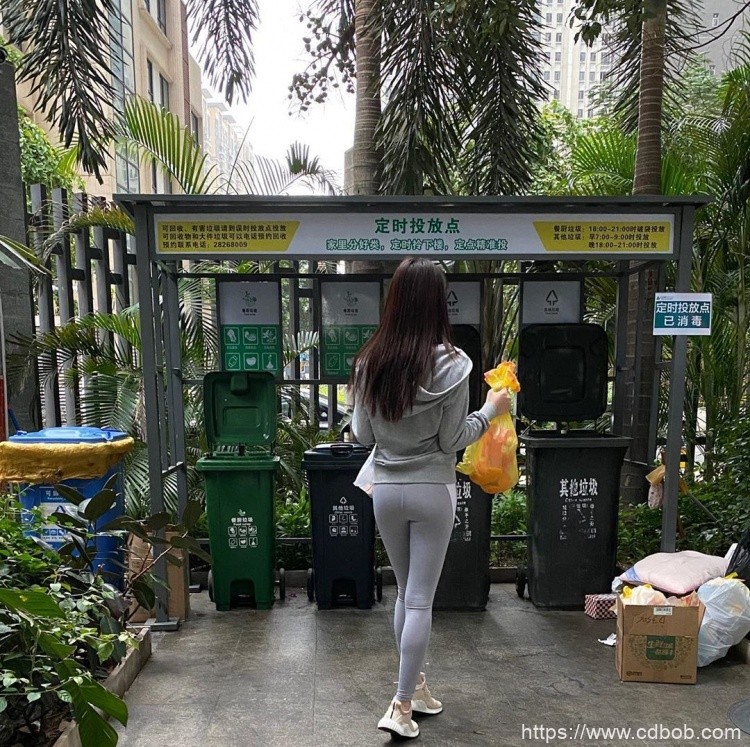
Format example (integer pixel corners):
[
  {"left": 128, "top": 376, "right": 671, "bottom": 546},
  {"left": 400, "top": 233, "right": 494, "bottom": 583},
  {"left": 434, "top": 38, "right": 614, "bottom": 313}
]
[
  {"left": 377, "top": 699, "right": 420, "bottom": 739},
  {"left": 412, "top": 673, "right": 443, "bottom": 715}
]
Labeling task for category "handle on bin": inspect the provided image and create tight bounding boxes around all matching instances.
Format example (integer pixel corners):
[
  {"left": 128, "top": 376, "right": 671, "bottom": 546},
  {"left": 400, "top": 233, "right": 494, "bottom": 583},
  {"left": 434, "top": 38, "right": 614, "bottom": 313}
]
[{"left": 330, "top": 443, "right": 354, "bottom": 456}]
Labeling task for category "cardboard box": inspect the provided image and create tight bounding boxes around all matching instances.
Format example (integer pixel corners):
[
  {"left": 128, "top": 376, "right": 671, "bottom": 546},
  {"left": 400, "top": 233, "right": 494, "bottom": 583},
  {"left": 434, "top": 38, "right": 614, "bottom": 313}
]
[
  {"left": 616, "top": 596, "right": 705, "bottom": 684},
  {"left": 585, "top": 593, "right": 617, "bottom": 619},
  {"left": 127, "top": 533, "right": 190, "bottom": 623}
]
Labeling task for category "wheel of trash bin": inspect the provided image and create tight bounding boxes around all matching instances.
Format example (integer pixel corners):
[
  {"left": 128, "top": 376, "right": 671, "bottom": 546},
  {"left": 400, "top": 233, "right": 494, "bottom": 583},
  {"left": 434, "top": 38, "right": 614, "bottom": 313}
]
[
  {"left": 306, "top": 568, "right": 315, "bottom": 602},
  {"left": 207, "top": 570, "right": 214, "bottom": 602},
  {"left": 375, "top": 567, "right": 383, "bottom": 603},
  {"left": 515, "top": 568, "right": 527, "bottom": 599},
  {"left": 278, "top": 568, "right": 286, "bottom": 601}
]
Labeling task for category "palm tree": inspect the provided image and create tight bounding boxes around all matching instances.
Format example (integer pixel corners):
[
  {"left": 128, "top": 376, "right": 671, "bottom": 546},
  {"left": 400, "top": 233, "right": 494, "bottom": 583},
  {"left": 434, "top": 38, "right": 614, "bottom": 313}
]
[
  {"left": 566, "top": 58, "right": 750, "bottom": 478},
  {"left": 4, "top": 97, "right": 337, "bottom": 515},
  {"left": 294, "top": 0, "right": 547, "bottom": 197},
  {"left": 1, "top": 0, "right": 260, "bottom": 178}
]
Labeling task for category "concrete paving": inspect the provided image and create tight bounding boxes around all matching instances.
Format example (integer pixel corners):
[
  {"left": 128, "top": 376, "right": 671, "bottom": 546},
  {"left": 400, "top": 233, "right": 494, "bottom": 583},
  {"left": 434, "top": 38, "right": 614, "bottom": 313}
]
[{"left": 115, "top": 585, "right": 750, "bottom": 746}]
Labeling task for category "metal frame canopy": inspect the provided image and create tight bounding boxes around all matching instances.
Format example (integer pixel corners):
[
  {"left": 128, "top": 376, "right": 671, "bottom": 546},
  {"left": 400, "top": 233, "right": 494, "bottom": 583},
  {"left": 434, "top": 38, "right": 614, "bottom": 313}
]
[{"left": 117, "top": 194, "right": 708, "bottom": 625}]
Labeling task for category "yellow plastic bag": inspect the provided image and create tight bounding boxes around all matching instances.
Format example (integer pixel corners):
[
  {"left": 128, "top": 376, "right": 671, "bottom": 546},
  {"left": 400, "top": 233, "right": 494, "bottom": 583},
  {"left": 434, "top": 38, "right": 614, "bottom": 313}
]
[{"left": 456, "top": 361, "right": 520, "bottom": 494}]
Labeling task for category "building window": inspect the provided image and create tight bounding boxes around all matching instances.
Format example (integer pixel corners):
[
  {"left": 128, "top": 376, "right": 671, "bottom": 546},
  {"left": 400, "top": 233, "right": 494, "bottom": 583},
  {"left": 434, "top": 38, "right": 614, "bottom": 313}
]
[
  {"left": 580, "top": 51, "right": 586, "bottom": 62},
  {"left": 556, "top": 13, "right": 563, "bottom": 23},
  {"left": 545, "top": 32, "right": 552, "bottom": 42},
  {"left": 553, "top": 89, "right": 560, "bottom": 100},
  {"left": 590, "top": 52, "right": 596, "bottom": 61},
  {"left": 577, "top": 108, "right": 584, "bottom": 118},
  {"left": 554, "top": 71, "right": 561, "bottom": 82},
  {"left": 556, "top": 32, "right": 562, "bottom": 43},
  {"left": 588, "top": 108, "right": 594, "bottom": 117},
  {"left": 191, "top": 111, "right": 200, "bottom": 145},
  {"left": 555, "top": 51, "right": 562, "bottom": 62},
  {"left": 543, "top": 70, "right": 550, "bottom": 81},
  {"left": 579, "top": 70, "right": 585, "bottom": 82},
  {"left": 709, "top": 64, "right": 716, "bottom": 75},
  {"left": 147, "top": 60, "right": 170, "bottom": 110},
  {"left": 589, "top": 71, "right": 596, "bottom": 82},
  {"left": 546, "top": 12, "right": 552, "bottom": 24},
  {"left": 159, "top": 74, "right": 170, "bottom": 111},
  {"left": 600, "top": 71, "right": 606, "bottom": 80},
  {"left": 147, "top": 59, "right": 154, "bottom": 102},
  {"left": 145, "top": 0, "right": 167, "bottom": 33},
  {"left": 712, "top": 12, "right": 719, "bottom": 27},
  {"left": 578, "top": 90, "right": 585, "bottom": 100},
  {"left": 602, "top": 52, "right": 611, "bottom": 65},
  {"left": 111, "top": 0, "right": 139, "bottom": 193}
]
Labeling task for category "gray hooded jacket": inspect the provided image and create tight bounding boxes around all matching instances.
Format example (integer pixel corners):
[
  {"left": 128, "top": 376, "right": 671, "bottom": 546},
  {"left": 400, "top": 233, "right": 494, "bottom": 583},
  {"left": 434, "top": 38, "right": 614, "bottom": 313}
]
[{"left": 351, "top": 344, "right": 497, "bottom": 484}]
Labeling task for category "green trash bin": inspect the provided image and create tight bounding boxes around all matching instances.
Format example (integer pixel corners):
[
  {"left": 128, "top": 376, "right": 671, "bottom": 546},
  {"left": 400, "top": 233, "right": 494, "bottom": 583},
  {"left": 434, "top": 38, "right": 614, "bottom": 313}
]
[{"left": 196, "top": 372, "right": 280, "bottom": 611}]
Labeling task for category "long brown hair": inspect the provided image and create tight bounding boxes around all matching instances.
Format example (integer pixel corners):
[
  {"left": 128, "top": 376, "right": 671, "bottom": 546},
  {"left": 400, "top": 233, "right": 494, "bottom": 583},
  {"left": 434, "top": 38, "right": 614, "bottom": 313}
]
[{"left": 351, "top": 257, "right": 454, "bottom": 421}]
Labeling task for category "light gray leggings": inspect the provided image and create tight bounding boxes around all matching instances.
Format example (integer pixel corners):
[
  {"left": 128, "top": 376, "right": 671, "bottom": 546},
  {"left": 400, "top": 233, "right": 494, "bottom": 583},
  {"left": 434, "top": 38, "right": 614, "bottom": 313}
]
[{"left": 373, "top": 483, "right": 455, "bottom": 701}]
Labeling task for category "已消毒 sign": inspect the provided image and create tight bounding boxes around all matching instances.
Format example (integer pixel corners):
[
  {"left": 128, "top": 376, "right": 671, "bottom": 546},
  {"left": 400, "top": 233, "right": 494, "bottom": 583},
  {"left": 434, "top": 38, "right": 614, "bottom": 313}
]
[{"left": 653, "top": 292, "right": 712, "bottom": 336}]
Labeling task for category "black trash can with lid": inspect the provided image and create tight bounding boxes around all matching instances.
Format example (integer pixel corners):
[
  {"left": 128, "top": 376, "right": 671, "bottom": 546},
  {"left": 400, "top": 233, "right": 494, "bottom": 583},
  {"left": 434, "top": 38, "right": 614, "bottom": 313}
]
[
  {"left": 518, "top": 323, "right": 630, "bottom": 609},
  {"left": 434, "top": 323, "right": 493, "bottom": 611},
  {"left": 303, "top": 443, "right": 379, "bottom": 609}
]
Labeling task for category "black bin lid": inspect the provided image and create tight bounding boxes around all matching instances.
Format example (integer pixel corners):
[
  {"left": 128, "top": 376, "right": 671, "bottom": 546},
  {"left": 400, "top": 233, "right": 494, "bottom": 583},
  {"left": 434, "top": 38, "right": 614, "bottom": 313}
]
[
  {"left": 302, "top": 442, "right": 372, "bottom": 469},
  {"left": 518, "top": 323, "right": 608, "bottom": 422}
]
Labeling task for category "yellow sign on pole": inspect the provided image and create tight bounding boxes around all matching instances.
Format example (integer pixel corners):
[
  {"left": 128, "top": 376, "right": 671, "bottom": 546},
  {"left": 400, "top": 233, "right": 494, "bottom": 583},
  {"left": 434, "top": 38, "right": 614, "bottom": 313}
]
[
  {"left": 157, "top": 220, "right": 300, "bottom": 254},
  {"left": 533, "top": 221, "right": 672, "bottom": 254}
]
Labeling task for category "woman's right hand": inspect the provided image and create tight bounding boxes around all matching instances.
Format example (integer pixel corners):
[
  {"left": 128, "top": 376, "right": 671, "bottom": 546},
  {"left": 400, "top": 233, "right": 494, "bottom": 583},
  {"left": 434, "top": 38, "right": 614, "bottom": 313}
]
[{"left": 486, "top": 388, "right": 512, "bottom": 415}]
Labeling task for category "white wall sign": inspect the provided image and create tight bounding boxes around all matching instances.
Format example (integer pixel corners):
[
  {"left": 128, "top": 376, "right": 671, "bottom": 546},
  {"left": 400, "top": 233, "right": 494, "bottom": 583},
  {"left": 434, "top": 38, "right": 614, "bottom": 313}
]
[
  {"left": 446, "top": 282, "right": 481, "bottom": 326},
  {"left": 218, "top": 281, "right": 280, "bottom": 325},
  {"left": 521, "top": 281, "right": 582, "bottom": 325}
]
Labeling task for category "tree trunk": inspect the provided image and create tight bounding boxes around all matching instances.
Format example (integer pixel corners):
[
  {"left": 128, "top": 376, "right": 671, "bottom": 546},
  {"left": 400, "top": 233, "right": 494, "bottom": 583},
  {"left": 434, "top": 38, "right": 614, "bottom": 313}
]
[
  {"left": 622, "top": 0, "right": 667, "bottom": 482},
  {"left": 351, "top": 0, "right": 381, "bottom": 196},
  {"left": 0, "top": 62, "right": 41, "bottom": 432},
  {"left": 349, "top": 0, "right": 391, "bottom": 274}
]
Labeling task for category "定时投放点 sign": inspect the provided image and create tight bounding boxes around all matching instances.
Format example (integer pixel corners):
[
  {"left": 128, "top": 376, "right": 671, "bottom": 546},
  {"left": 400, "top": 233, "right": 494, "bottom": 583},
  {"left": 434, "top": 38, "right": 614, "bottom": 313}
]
[{"left": 153, "top": 213, "right": 675, "bottom": 259}]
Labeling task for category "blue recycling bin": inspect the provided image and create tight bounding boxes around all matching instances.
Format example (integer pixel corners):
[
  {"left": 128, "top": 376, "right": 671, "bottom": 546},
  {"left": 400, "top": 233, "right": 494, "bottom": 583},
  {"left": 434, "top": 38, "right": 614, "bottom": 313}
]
[{"left": 9, "top": 427, "right": 130, "bottom": 586}]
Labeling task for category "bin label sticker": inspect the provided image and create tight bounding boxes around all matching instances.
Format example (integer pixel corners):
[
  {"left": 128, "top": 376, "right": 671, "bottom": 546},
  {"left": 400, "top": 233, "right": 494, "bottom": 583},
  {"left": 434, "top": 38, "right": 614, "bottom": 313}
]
[
  {"left": 218, "top": 280, "right": 282, "bottom": 375},
  {"left": 321, "top": 282, "right": 380, "bottom": 378},
  {"left": 21, "top": 488, "right": 76, "bottom": 545},
  {"left": 450, "top": 477, "right": 473, "bottom": 543},
  {"left": 559, "top": 477, "right": 598, "bottom": 541},
  {"left": 328, "top": 497, "right": 359, "bottom": 538},
  {"left": 228, "top": 509, "right": 258, "bottom": 550}
]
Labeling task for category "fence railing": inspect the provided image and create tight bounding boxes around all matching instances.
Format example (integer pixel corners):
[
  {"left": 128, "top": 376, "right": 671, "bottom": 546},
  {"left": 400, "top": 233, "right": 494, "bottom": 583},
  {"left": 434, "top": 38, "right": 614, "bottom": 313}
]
[{"left": 27, "top": 186, "right": 137, "bottom": 429}]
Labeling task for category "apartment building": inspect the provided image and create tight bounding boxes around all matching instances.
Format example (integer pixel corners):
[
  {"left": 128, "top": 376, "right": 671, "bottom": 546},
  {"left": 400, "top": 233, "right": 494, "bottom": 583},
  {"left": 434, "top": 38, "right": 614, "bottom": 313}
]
[
  {"left": 538, "top": 0, "right": 748, "bottom": 117},
  {"left": 201, "top": 88, "right": 254, "bottom": 179},
  {"left": 15, "top": 0, "right": 204, "bottom": 197},
  {"left": 105, "top": 0, "right": 204, "bottom": 196}
]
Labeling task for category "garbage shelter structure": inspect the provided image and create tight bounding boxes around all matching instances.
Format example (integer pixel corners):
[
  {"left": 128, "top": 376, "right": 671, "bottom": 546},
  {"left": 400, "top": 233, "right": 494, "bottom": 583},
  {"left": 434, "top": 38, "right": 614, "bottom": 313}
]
[{"left": 117, "top": 194, "right": 707, "bottom": 627}]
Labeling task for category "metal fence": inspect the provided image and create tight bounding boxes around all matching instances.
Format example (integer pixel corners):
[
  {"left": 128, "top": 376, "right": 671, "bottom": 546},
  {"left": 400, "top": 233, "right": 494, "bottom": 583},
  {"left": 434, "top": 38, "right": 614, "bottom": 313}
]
[{"left": 28, "top": 186, "right": 137, "bottom": 428}]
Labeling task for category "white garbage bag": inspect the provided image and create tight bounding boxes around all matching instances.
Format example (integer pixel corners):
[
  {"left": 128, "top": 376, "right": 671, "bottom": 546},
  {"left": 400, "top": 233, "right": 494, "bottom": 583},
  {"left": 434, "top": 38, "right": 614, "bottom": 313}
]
[{"left": 697, "top": 577, "right": 750, "bottom": 667}]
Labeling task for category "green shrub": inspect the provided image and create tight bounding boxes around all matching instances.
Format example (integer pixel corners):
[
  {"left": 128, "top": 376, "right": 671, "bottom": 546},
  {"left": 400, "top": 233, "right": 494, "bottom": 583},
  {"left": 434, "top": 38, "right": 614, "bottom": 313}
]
[
  {"left": 0, "top": 497, "right": 131, "bottom": 745},
  {"left": 490, "top": 490, "right": 527, "bottom": 566}
]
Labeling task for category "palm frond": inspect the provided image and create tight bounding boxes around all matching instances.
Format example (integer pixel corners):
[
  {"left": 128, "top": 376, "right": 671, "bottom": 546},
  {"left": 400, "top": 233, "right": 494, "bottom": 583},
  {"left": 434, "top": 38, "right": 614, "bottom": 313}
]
[
  {"left": 3, "top": 0, "right": 116, "bottom": 178},
  {"left": 0, "top": 235, "right": 47, "bottom": 273},
  {"left": 185, "top": 0, "right": 258, "bottom": 105},
  {"left": 230, "top": 144, "right": 339, "bottom": 196},
  {"left": 121, "top": 97, "right": 221, "bottom": 195},
  {"left": 39, "top": 205, "right": 135, "bottom": 259}
]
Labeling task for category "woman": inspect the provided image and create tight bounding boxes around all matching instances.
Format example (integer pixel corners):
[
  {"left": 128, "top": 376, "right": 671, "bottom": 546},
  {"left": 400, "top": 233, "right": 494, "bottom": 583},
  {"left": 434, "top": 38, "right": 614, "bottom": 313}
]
[{"left": 351, "top": 257, "right": 510, "bottom": 739}]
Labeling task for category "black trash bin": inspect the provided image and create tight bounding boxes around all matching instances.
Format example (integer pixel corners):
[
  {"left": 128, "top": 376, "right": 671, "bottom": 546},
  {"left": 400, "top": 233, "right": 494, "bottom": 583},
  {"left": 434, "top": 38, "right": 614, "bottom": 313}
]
[
  {"left": 433, "top": 323, "right": 492, "bottom": 611},
  {"left": 303, "top": 443, "right": 381, "bottom": 609},
  {"left": 517, "top": 323, "right": 630, "bottom": 609},
  {"left": 433, "top": 475, "right": 492, "bottom": 611},
  {"left": 520, "top": 431, "right": 629, "bottom": 608}
]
